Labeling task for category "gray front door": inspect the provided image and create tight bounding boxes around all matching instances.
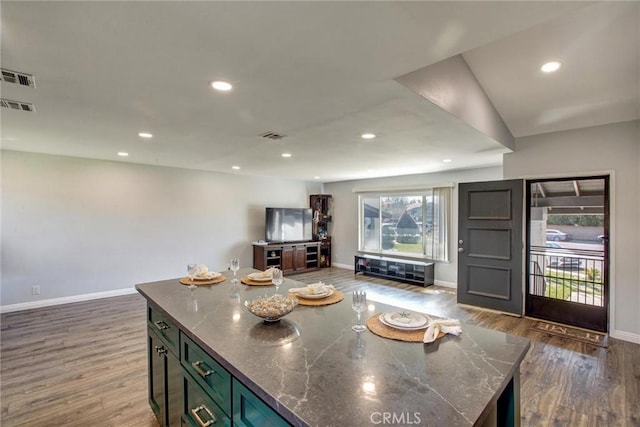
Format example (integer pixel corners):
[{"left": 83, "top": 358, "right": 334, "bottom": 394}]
[{"left": 458, "top": 179, "right": 524, "bottom": 315}]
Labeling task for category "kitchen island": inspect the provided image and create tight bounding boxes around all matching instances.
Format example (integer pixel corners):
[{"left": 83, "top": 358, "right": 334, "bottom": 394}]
[{"left": 136, "top": 268, "right": 530, "bottom": 427}]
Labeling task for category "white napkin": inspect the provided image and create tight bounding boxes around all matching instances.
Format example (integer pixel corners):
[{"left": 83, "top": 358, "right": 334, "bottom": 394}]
[
  {"left": 194, "top": 264, "right": 209, "bottom": 278},
  {"left": 288, "top": 281, "right": 335, "bottom": 295},
  {"left": 250, "top": 267, "right": 275, "bottom": 279},
  {"left": 194, "top": 264, "right": 219, "bottom": 279},
  {"left": 423, "top": 319, "right": 462, "bottom": 343}
]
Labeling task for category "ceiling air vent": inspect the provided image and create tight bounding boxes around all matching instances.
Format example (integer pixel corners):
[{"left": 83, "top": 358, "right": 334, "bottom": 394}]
[
  {"left": 259, "top": 131, "right": 287, "bottom": 140},
  {"left": 1, "top": 69, "right": 36, "bottom": 88},
  {"left": 1, "top": 98, "right": 36, "bottom": 112}
]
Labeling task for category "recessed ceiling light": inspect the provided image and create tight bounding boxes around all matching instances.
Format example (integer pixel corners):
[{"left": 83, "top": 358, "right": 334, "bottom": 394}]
[
  {"left": 138, "top": 132, "right": 153, "bottom": 139},
  {"left": 361, "top": 133, "right": 376, "bottom": 140},
  {"left": 211, "top": 81, "right": 232, "bottom": 91},
  {"left": 541, "top": 61, "right": 561, "bottom": 73},
  {"left": 443, "top": 159, "right": 452, "bottom": 163},
  {"left": 232, "top": 165, "right": 240, "bottom": 170},
  {"left": 314, "top": 176, "right": 320, "bottom": 180},
  {"left": 282, "top": 153, "right": 292, "bottom": 158},
  {"left": 117, "top": 152, "right": 129, "bottom": 157}
]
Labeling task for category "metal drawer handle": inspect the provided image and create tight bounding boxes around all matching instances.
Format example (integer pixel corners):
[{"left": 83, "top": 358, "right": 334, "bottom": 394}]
[
  {"left": 154, "top": 320, "right": 170, "bottom": 331},
  {"left": 192, "top": 360, "right": 213, "bottom": 378},
  {"left": 191, "top": 404, "right": 216, "bottom": 426},
  {"left": 154, "top": 345, "right": 167, "bottom": 357}
]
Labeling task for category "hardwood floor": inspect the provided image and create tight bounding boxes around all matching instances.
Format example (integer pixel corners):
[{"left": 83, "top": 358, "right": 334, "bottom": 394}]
[{"left": 1, "top": 267, "right": 638, "bottom": 426}]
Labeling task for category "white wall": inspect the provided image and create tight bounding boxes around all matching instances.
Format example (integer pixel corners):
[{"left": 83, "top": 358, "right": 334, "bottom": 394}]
[
  {"left": 324, "top": 166, "right": 502, "bottom": 285},
  {"left": 1, "top": 151, "right": 321, "bottom": 308},
  {"left": 503, "top": 120, "right": 640, "bottom": 342}
]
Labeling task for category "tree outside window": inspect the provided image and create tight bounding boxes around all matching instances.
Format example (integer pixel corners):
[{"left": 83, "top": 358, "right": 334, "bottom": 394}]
[{"left": 359, "top": 188, "right": 450, "bottom": 261}]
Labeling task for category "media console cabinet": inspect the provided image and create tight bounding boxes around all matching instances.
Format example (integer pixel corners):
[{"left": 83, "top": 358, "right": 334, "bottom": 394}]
[
  {"left": 253, "top": 242, "right": 320, "bottom": 275},
  {"left": 354, "top": 254, "right": 435, "bottom": 287}
]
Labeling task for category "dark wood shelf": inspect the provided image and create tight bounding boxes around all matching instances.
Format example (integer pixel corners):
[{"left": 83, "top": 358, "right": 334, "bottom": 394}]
[
  {"left": 310, "top": 194, "right": 333, "bottom": 268},
  {"left": 354, "top": 254, "right": 434, "bottom": 287}
]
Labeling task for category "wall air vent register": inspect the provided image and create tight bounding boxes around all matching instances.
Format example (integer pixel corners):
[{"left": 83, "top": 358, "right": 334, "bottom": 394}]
[
  {"left": 1, "top": 69, "right": 36, "bottom": 88},
  {"left": 259, "top": 131, "right": 287, "bottom": 140},
  {"left": 1, "top": 99, "right": 36, "bottom": 112}
]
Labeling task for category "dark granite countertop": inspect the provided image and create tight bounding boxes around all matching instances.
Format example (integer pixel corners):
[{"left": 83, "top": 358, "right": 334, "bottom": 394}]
[{"left": 136, "top": 268, "right": 530, "bottom": 427}]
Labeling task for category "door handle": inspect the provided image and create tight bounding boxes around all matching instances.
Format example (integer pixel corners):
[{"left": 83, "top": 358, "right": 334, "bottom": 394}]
[{"left": 458, "top": 248, "right": 464, "bottom": 253}]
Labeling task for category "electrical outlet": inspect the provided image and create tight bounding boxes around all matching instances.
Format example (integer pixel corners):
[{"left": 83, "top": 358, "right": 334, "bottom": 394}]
[{"left": 32, "top": 285, "right": 41, "bottom": 295}]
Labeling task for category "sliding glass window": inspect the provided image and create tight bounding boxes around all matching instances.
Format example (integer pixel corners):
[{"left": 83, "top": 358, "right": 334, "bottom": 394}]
[{"left": 358, "top": 188, "right": 450, "bottom": 262}]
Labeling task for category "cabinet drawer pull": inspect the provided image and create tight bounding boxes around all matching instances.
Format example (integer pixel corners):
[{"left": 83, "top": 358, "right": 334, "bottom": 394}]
[
  {"left": 154, "top": 320, "right": 170, "bottom": 331},
  {"left": 154, "top": 345, "right": 167, "bottom": 357},
  {"left": 191, "top": 404, "right": 216, "bottom": 426},
  {"left": 192, "top": 360, "right": 213, "bottom": 378}
]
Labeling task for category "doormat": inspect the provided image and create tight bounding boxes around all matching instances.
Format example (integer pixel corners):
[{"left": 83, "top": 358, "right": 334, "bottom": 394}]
[{"left": 530, "top": 321, "right": 609, "bottom": 348}]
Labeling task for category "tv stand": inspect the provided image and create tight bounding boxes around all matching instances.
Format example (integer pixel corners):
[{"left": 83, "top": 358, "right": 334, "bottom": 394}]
[
  {"left": 253, "top": 242, "right": 321, "bottom": 275},
  {"left": 354, "top": 254, "right": 434, "bottom": 287}
]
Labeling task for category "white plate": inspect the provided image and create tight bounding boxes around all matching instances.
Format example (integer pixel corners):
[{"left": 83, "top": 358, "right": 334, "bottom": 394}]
[
  {"left": 379, "top": 315, "right": 429, "bottom": 331},
  {"left": 248, "top": 272, "right": 273, "bottom": 282},
  {"left": 381, "top": 311, "right": 429, "bottom": 329},
  {"left": 193, "top": 271, "right": 221, "bottom": 280},
  {"left": 296, "top": 289, "right": 334, "bottom": 299}
]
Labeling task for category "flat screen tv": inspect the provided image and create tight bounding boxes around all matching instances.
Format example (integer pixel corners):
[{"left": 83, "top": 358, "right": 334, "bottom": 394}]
[{"left": 265, "top": 207, "right": 313, "bottom": 243}]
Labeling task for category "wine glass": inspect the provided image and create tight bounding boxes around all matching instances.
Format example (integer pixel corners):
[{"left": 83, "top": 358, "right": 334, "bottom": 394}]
[
  {"left": 230, "top": 258, "right": 240, "bottom": 283},
  {"left": 272, "top": 268, "right": 283, "bottom": 295},
  {"left": 187, "top": 264, "right": 198, "bottom": 291},
  {"left": 352, "top": 290, "right": 368, "bottom": 332}
]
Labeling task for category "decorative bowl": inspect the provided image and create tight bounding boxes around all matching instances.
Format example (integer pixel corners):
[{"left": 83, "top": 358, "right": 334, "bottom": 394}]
[{"left": 245, "top": 295, "right": 298, "bottom": 322}]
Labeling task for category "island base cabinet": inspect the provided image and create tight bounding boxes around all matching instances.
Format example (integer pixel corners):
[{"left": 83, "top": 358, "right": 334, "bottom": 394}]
[
  {"left": 148, "top": 327, "right": 182, "bottom": 427},
  {"left": 232, "top": 379, "right": 291, "bottom": 427},
  {"left": 181, "top": 373, "right": 231, "bottom": 427},
  {"left": 181, "top": 333, "right": 232, "bottom": 416}
]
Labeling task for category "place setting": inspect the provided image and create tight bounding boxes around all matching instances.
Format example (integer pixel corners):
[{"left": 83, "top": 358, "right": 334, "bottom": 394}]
[
  {"left": 363, "top": 296, "right": 462, "bottom": 343},
  {"left": 179, "top": 263, "right": 225, "bottom": 287},
  {"left": 287, "top": 281, "right": 344, "bottom": 306},
  {"left": 241, "top": 266, "right": 277, "bottom": 286}
]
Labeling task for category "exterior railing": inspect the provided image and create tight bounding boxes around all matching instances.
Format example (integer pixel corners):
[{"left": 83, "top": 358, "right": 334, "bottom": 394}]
[{"left": 529, "top": 245, "right": 605, "bottom": 307}]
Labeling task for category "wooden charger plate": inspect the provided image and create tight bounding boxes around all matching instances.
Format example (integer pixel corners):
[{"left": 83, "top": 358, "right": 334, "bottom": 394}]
[
  {"left": 179, "top": 276, "right": 225, "bottom": 286},
  {"left": 240, "top": 276, "right": 273, "bottom": 286},
  {"left": 366, "top": 313, "right": 444, "bottom": 343},
  {"left": 288, "top": 290, "right": 344, "bottom": 306}
]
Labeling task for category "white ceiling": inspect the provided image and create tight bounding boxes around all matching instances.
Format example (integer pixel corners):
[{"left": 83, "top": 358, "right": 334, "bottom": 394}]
[{"left": 1, "top": 1, "right": 638, "bottom": 183}]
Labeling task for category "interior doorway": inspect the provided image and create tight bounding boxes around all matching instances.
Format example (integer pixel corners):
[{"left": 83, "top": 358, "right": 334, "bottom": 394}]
[{"left": 526, "top": 176, "right": 609, "bottom": 332}]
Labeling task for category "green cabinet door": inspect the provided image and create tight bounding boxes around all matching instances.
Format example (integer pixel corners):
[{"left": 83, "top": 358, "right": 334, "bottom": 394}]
[
  {"left": 232, "top": 379, "right": 290, "bottom": 427},
  {"left": 148, "top": 327, "right": 181, "bottom": 427},
  {"left": 148, "top": 328, "right": 165, "bottom": 423}
]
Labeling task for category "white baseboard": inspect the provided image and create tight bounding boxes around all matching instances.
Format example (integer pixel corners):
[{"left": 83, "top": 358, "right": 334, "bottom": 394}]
[
  {"left": 0, "top": 287, "right": 139, "bottom": 314},
  {"left": 434, "top": 280, "right": 456, "bottom": 289},
  {"left": 332, "top": 262, "right": 353, "bottom": 270},
  {"left": 609, "top": 329, "right": 640, "bottom": 344}
]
